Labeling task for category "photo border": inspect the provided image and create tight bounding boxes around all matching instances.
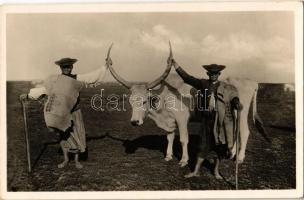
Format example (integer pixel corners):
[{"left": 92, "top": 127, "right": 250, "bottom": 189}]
[{"left": 1, "top": 2, "right": 303, "bottom": 199}]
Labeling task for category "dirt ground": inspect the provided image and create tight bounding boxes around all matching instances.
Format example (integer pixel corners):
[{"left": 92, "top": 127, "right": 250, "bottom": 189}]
[{"left": 7, "top": 81, "right": 295, "bottom": 191}]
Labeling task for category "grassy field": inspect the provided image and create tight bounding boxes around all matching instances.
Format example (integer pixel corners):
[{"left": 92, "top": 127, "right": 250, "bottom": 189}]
[{"left": 6, "top": 81, "right": 295, "bottom": 191}]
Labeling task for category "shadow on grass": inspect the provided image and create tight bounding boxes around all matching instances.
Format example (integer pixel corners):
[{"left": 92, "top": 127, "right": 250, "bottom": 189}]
[
  {"left": 107, "top": 132, "right": 236, "bottom": 188},
  {"left": 105, "top": 133, "right": 202, "bottom": 168}
]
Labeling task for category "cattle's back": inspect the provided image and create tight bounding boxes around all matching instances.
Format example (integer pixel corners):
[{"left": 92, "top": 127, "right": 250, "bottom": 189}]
[
  {"left": 162, "top": 74, "right": 201, "bottom": 121},
  {"left": 164, "top": 75, "right": 259, "bottom": 120},
  {"left": 164, "top": 73, "right": 192, "bottom": 95},
  {"left": 224, "top": 77, "right": 258, "bottom": 109}
]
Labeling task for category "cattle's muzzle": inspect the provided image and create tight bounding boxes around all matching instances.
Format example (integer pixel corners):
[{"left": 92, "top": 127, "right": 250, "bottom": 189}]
[{"left": 131, "top": 120, "right": 140, "bottom": 126}]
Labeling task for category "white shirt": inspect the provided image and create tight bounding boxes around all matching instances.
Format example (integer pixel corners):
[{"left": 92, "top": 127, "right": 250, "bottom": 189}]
[{"left": 28, "top": 66, "right": 107, "bottom": 100}]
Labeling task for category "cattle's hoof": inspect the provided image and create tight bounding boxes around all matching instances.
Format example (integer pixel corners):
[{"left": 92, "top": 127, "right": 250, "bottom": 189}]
[
  {"left": 58, "top": 161, "right": 68, "bottom": 168},
  {"left": 229, "top": 152, "right": 235, "bottom": 160},
  {"left": 184, "top": 172, "right": 200, "bottom": 178},
  {"left": 237, "top": 154, "right": 245, "bottom": 164},
  {"left": 215, "top": 174, "right": 223, "bottom": 180},
  {"left": 235, "top": 159, "right": 244, "bottom": 164},
  {"left": 230, "top": 149, "right": 236, "bottom": 158},
  {"left": 179, "top": 161, "right": 188, "bottom": 167},
  {"left": 75, "top": 162, "right": 83, "bottom": 169},
  {"left": 164, "top": 156, "right": 173, "bottom": 161}
]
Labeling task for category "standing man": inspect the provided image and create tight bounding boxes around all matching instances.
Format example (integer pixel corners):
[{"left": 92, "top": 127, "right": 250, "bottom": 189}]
[
  {"left": 170, "top": 58, "right": 242, "bottom": 179},
  {"left": 21, "top": 57, "right": 108, "bottom": 169}
]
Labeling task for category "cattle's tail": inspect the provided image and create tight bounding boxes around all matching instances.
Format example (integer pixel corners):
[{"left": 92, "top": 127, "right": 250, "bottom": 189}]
[{"left": 252, "top": 88, "right": 272, "bottom": 143}]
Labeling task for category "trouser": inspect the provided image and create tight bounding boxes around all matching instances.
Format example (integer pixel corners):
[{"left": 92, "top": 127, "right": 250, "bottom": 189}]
[
  {"left": 50, "top": 111, "right": 86, "bottom": 150},
  {"left": 49, "top": 109, "right": 88, "bottom": 160},
  {"left": 197, "top": 111, "right": 228, "bottom": 159}
]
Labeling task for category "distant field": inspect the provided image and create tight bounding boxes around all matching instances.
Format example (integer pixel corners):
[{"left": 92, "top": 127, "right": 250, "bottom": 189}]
[{"left": 6, "top": 81, "right": 295, "bottom": 191}]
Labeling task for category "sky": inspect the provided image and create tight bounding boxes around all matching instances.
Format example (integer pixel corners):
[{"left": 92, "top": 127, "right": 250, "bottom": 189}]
[{"left": 6, "top": 12, "right": 294, "bottom": 83}]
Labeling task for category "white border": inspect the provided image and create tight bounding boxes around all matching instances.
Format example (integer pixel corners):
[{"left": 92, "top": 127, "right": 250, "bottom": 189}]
[
  {"left": 0, "top": 3, "right": 8, "bottom": 200},
  {"left": 294, "top": 1, "right": 303, "bottom": 198},
  {"left": 1, "top": 2, "right": 302, "bottom": 13},
  {"left": 1, "top": 2, "right": 303, "bottom": 199}
]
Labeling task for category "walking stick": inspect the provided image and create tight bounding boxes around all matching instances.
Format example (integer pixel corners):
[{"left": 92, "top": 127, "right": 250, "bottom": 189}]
[
  {"left": 20, "top": 95, "right": 32, "bottom": 173},
  {"left": 235, "top": 109, "right": 241, "bottom": 190}
]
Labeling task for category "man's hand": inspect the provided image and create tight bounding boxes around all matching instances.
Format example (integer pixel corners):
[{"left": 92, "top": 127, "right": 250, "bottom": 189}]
[
  {"left": 167, "top": 56, "right": 173, "bottom": 65},
  {"left": 231, "top": 97, "right": 243, "bottom": 111},
  {"left": 167, "top": 57, "right": 179, "bottom": 69},
  {"left": 171, "top": 59, "right": 179, "bottom": 69},
  {"left": 167, "top": 56, "right": 181, "bottom": 70},
  {"left": 106, "top": 57, "right": 113, "bottom": 66},
  {"left": 19, "top": 93, "right": 28, "bottom": 102}
]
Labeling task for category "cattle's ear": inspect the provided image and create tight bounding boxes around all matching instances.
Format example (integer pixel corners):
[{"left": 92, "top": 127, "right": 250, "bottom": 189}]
[{"left": 149, "top": 95, "right": 161, "bottom": 110}]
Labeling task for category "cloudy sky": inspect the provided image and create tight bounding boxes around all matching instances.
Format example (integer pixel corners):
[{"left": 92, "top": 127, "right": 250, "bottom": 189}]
[{"left": 6, "top": 12, "right": 294, "bottom": 83}]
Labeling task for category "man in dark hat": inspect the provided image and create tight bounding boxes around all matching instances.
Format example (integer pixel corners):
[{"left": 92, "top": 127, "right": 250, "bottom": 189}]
[
  {"left": 22, "top": 57, "right": 108, "bottom": 169},
  {"left": 170, "top": 58, "right": 242, "bottom": 179}
]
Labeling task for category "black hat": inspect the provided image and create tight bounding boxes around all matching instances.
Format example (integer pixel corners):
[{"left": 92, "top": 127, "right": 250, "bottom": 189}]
[
  {"left": 202, "top": 64, "right": 226, "bottom": 74},
  {"left": 55, "top": 57, "right": 77, "bottom": 67}
]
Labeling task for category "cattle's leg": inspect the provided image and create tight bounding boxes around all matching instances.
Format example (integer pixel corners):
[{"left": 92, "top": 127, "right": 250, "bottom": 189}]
[
  {"left": 224, "top": 117, "right": 234, "bottom": 158},
  {"left": 238, "top": 106, "right": 251, "bottom": 163},
  {"left": 75, "top": 153, "right": 83, "bottom": 169},
  {"left": 231, "top": 117, "right": 249, "bottom": 164},
  {"left": 214, "top": 157, "right": 223, "bottom": 179},
  {"left": 58, "top": 141, "right": 69, "bottom": 168},
  {"left": 184, "top": 157, "right": 204, "bottom": 178},
  {"left": 165, "top": 132, "right": 175, "bottom": 161},
  {"left": 238, "top": 126, "right": 249, "bottom": 163},
  {"left": 178, "top": 123, "right": 189, "bottom": 167}
]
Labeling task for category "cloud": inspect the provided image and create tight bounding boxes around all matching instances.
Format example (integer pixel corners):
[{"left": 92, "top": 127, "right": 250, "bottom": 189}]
[
  {"left": 139, "top": 24, "right": 194, "bottom": 53},
  {"left": 6, "top": 14, "right": 294, "bottom": 83},
  {"left": 63, "top": 34, "right": 107, "bottom": 49},
  {"left": 140, "top": 24, "right": 293, "bottom": 64},
  {"left": 139, "top": 24, "right": 293, "bottom": 82},
  {"left": 200, "top": 32, "right": 293, "bottom": 64}
]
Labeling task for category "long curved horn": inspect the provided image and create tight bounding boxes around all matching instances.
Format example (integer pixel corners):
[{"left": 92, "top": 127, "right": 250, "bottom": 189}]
[
  {"left": 106, "top": 44, "right": 132, "bottom": 89},
  {"left": 147, "top": 41, "right": 173, "bottom": 89}
]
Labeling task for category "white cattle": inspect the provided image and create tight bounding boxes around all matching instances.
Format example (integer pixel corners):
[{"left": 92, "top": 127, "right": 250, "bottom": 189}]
[{"left": 105, "top": 44, "right": 269, "bottom": 167}]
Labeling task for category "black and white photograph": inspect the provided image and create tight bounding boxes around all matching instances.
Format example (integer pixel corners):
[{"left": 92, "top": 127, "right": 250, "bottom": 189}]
[{"left": 1, "top": 2, "right": 303, "bottom": 199}]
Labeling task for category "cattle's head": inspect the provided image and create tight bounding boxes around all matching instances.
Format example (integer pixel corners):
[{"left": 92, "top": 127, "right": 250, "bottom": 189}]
[
  {"left": 129, "top": 84, "right": 150, "bottom": 126},
  {"left": 105, "top": 43, "right": 173, "bottom": 126}
]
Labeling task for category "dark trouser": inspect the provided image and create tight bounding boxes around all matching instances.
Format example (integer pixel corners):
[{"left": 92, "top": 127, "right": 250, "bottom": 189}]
[
  {"left": 197, "top": 111, "right": 228, "bottom": 159},
  {"left": 51, "top": 121, "right": 88, "bottom": 160},
  {"left": 49, "top": 120, "right": 74, "bottom": 141}
]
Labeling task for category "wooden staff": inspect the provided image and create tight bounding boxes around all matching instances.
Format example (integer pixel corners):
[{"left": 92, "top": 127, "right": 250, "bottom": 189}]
[
  {"left": 235, "top": 109, "right": 241, "bottom": 190},
  {"left": 20, "top": 95, "right": 31, "bottom": 173}
]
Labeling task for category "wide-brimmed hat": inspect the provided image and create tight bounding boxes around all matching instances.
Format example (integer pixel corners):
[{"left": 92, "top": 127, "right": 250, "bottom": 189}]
[
  {"left": 55, "top": 57, "right": 77, "bottom": 67},
  {"left": 202, "top": 64, "right": 226, "bottom": 74}
]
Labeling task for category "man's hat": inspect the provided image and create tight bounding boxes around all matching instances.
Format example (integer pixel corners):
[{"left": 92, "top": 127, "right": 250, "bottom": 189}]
[
  {"left": 55, "top": 57, "right": 77, "bottom": 66},
  {"left": 202, "top": 64, "right": 226, "bottom": 74}
]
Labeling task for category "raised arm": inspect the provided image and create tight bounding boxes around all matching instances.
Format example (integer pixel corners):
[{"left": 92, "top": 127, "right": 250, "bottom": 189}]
[
  {"left": 77, "top": 65, "right": 108, "bottom": 84},
  {"left": 172, "top": 59, "right": 202, "bottom": 89}
]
